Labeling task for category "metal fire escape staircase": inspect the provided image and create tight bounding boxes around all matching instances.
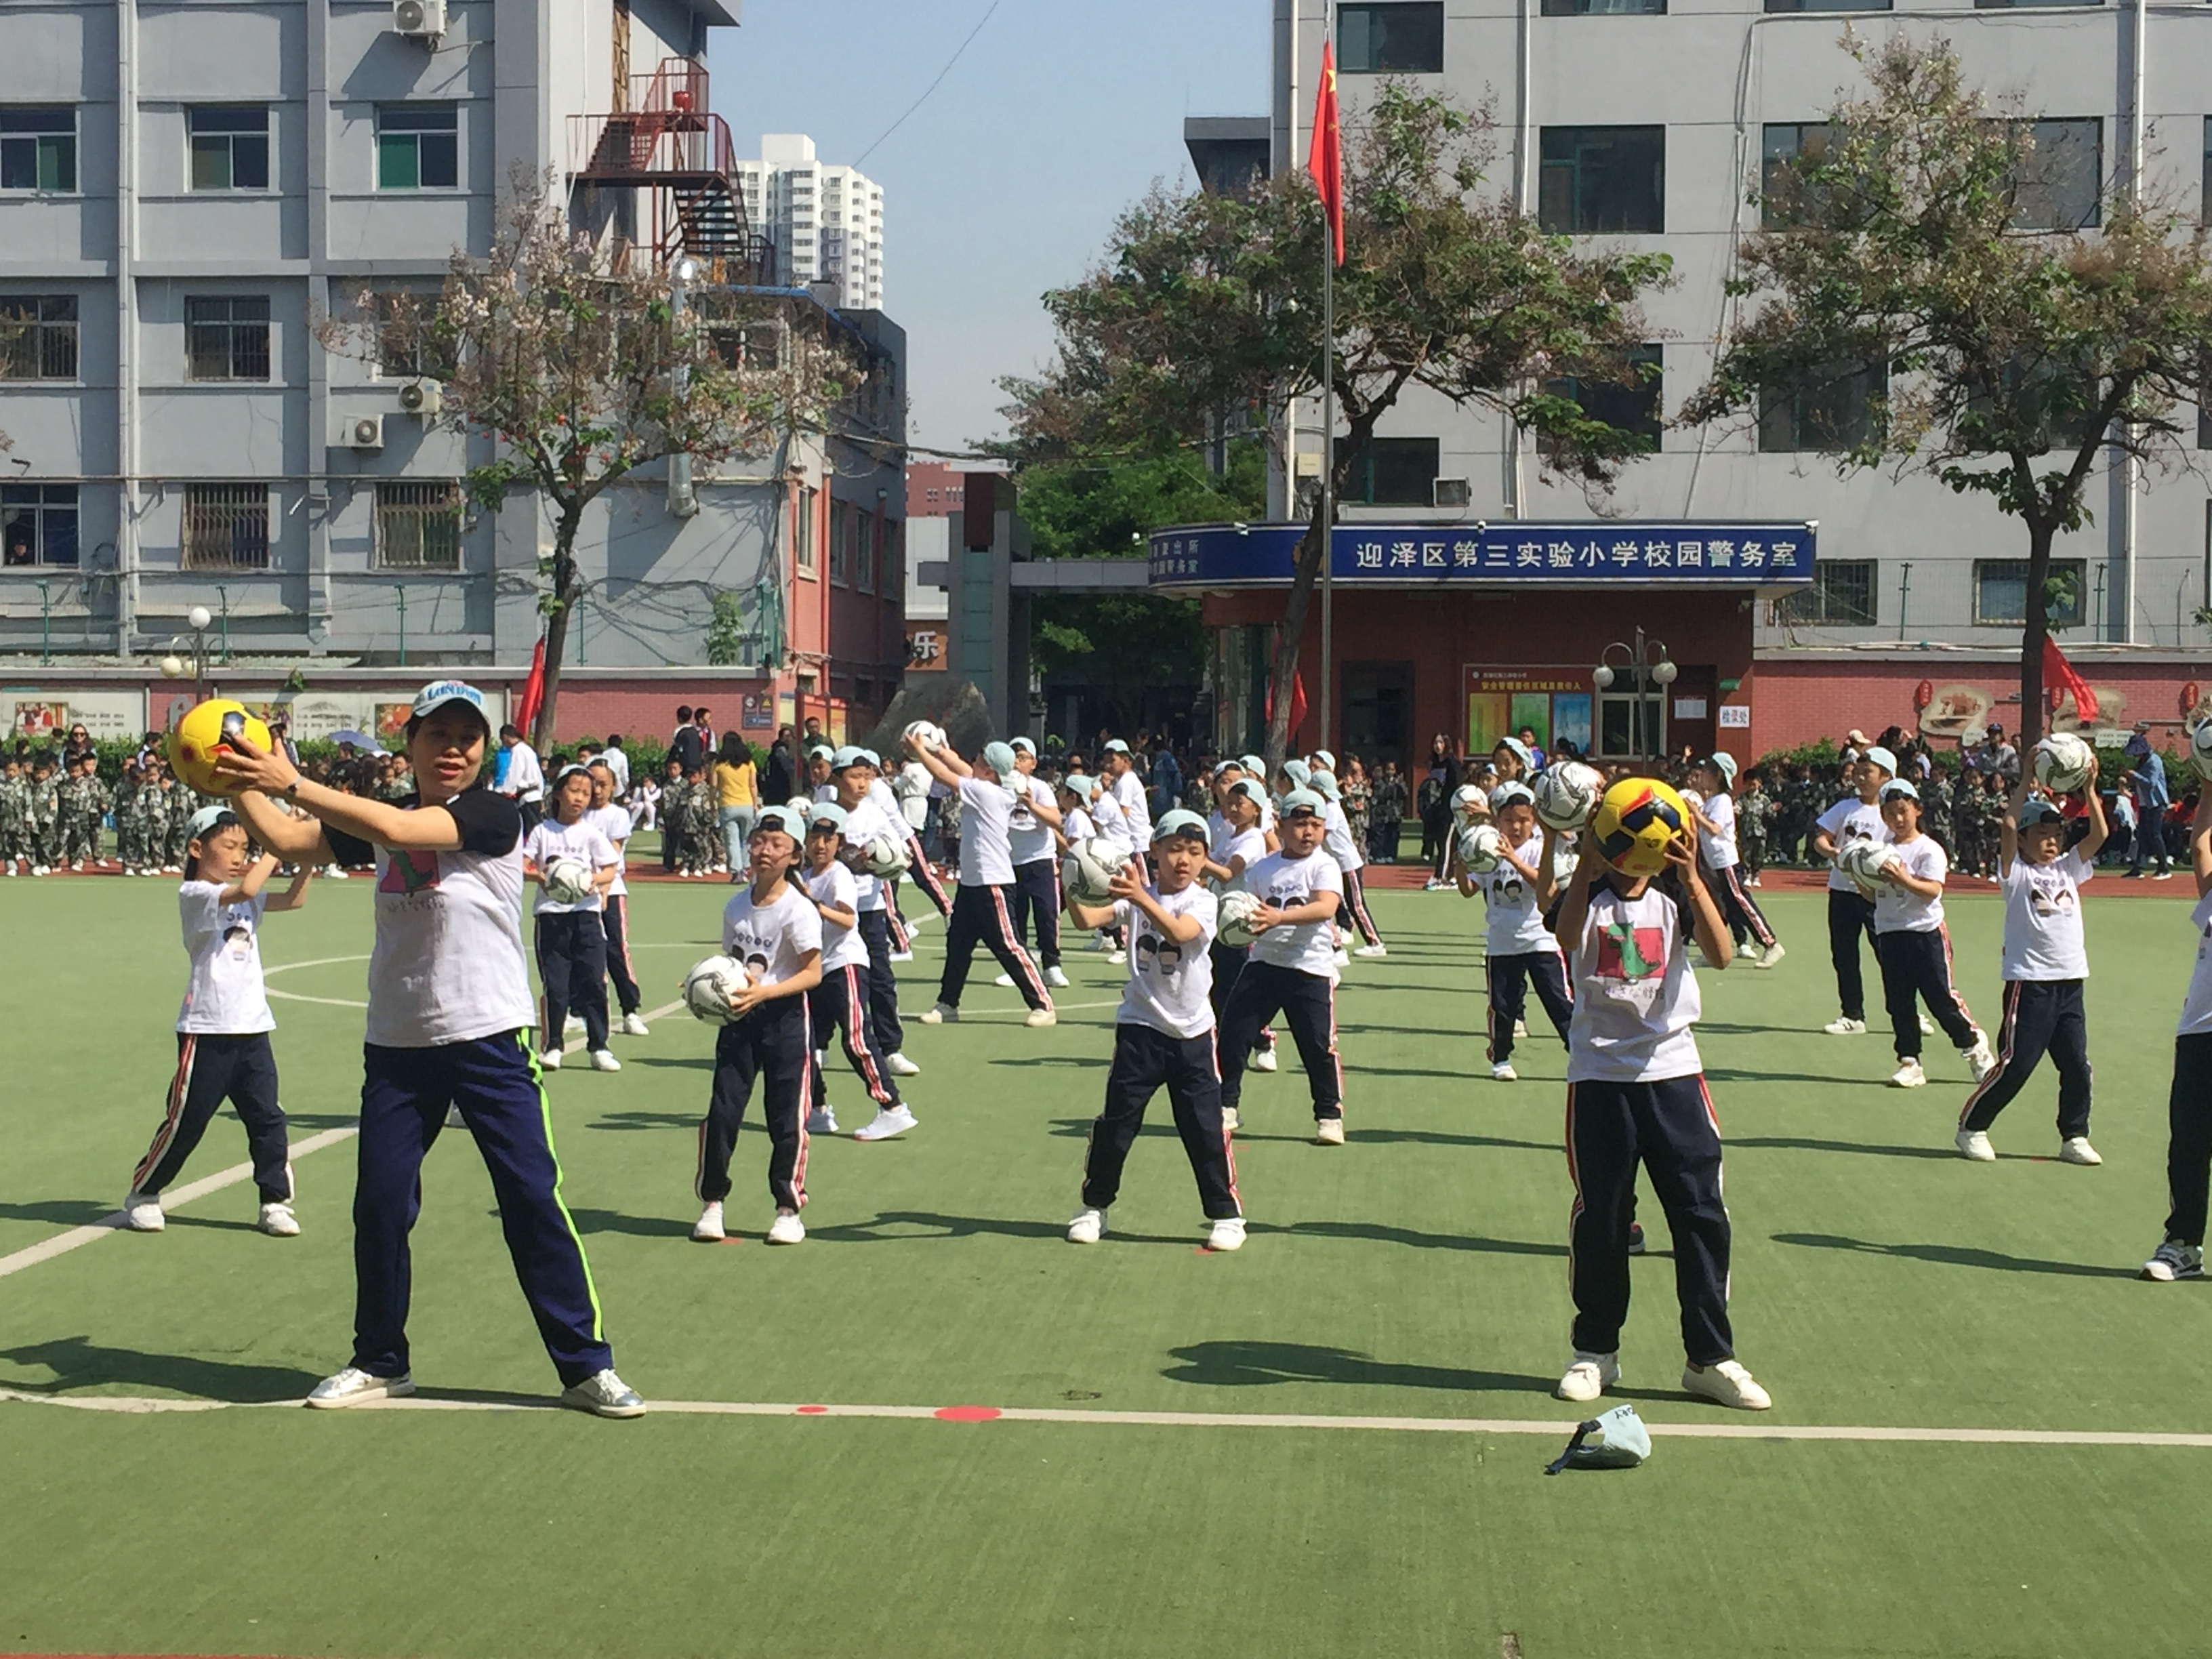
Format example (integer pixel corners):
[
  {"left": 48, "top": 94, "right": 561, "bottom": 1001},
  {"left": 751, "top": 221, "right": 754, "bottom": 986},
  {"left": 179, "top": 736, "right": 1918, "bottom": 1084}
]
[{"left": 572, "top": 58, "right": 773, "bottom": 280}]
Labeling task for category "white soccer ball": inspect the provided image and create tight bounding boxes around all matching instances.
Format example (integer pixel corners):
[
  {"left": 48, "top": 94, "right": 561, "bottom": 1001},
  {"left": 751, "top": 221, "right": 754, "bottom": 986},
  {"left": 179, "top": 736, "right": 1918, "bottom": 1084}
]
[
  {"left": 785, "top": 796, "right": 813, "bottom": 817},
  {"left": 863, "top": 833, "right": 909, "bottom": 878},
  {"left": 1450, "top": 783, "right": 1490, "bottom": 817},
  {"left": 1216, "top": 888, "right": 1262, "bottom": 949},
  {"left": 2192, "top": 720, "right": 2212, "bottom": 783},
  {"left": 1456, "top": 823, "right": 1505, "bottom": 874},
  {"left": 2033, "top": 731, "right": 2094, "bottom": 794},
  {"left": 1838, "top": 838, "right": 1900, "bottom": 897},
  {"left": 903, "top": 720, "right": 946, "bottom": 755},
  {"left": 1061, "top": 836, "right": 1126, "bottom": 905},
  {"left": 544, "top": 856, "right": 592, "bottom": 905},
  {"left": 1532, "top": 763, "right": 1603, "bottom": 833},
  {"left": 682, "top": 955, "right": 747, "bottom": 1024}
]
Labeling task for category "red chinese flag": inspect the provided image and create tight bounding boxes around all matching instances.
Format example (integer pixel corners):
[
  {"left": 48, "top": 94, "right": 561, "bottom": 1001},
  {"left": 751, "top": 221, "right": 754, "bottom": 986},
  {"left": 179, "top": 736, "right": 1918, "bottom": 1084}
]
[
  {"left": 1308, "top": 43, "right": 1344, "bottom": 266},
  {"left": 1265, "top": 669, "right": 1311, "bottom": 742},
  {"left": 2041, "top": 636, "right": 2097, "bottom": 724},
  {"left": 516, "top": 635, "right": 548, "bottom": 735}
]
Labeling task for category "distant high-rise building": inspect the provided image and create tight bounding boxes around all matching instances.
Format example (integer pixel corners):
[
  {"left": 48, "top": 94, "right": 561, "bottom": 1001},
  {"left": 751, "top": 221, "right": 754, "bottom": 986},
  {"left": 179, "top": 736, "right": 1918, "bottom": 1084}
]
[{"left": 736, "top": 135, "right": 884, "bottom": 310}]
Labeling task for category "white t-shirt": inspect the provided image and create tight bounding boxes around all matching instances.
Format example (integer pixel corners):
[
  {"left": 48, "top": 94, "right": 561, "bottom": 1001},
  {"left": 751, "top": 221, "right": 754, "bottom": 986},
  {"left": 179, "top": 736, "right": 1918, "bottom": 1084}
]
[
  {"left": 585, "top": 804, "right": 631, "bottom": 897},
  {"left": 1698, "top": 792, "right": 1739, "bottom": 870},
  {"left": 1817, "top": 797, "right": 1889, "bottom": 894},
  {"left": 501, "top": 741, "right": 544, "bottom": 803},
  {"left": 1242, "top": 848, "right": 1345, "bottom": 977},
  {"left": 1559, "top": 877, "right": 1702, "bottom": 1084},
  {"left": 1115, "top": 884, "right": 1218, "bottom": 1040},
  {"left": 601, "top": 746, "right": 630, "bottom": 798},
  {"left": 956, "top": 775, "right": 1018, "bottom": 887},
  {"left": 1008, "top": 775, "right": 1057, "bottom": 867},
  {"left": 1210, "top": 823, "right": 1267, "bottom": 895},
  {"left": 895, "top": 763, "right": 931, "bottom": 830},
  {"left": 2000, "top": 851, "right": 2091, "bottom": 981},
  {"left": 1111, "top": 769, "right": 1153, "bottom": 844},
  {"left": 524, "top": 817, "right": 616, "bottom": 916},
  {"left": 1089, "top": 788, "right": 1135, "bottom": 855},
  {"left": 176, "top": 880, "right": 274, "bottom": 1034},
  {"left": 803, "top": 859, "right": 869, "bottom": 972},
  {"left": 721, "top": 879, "right": 824, "bottom": 990},
  {"left": 323, "top": 790, "right": 537, "bottom": 1049},
  {"left": 1872, "top": 835, "right": 1948, "bottom": 934},
  {"left": 1322, "top": 800, "right": 1364, "bottom": 873},
  {"left": 838, "top": 796, "right": 903, "bottom": 912},
  {"left": 1062, "top": 804, "right": 1097, "bottom": 843},
  {"left": 1483, "top": 828, "right": 1557, "bottom": 957},
  {"left": 2179, "top": 893, "right": 2212, "bottom": 1037}
]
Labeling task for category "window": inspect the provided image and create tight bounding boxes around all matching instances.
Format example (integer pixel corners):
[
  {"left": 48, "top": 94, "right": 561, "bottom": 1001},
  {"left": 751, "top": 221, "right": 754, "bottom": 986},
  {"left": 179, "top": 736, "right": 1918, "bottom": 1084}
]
[
  {"left": 1338, "top": 3, "right": 1443, "bottom": 73},
  {"left": 2007, "top": 119, "right": 2101, "bottom": 230},
  {"left": 182, "top": 485, "right": 270, "bottom": 569},
  {"left": 373, "top": 482, "right": 462, "bottom": 571},
  {"left": 1978, "top": 0, "right": 2100, "bottom": 7},
  {"left": 795, "top": 486, "right": 816, "bottom": 575},
  {"left": 828, "top": 501, "right": 850, "bottom": 585},
  {"left": 1761, "top": 123, "right": 1833, "bottom": 228},
  {"left": 0, "top": 295, "right": 79, "bottom": 380},
  {"left": 376, "top": 104, "right": 458, "bottom": 190},
  {"left": 1596, "top": 692, "right": 1665, "bottom": 758},
  {"left": 1, "top": 484, "right": 79, "bottom": 567},
  {"left": 1974, "top": 558, "right": 2087, "bottom": 627},
  {"left": 1776, "top": 559, "right": 1878, "bottom": 626},
  {"left": 0, "top": 108, "right": 76, "bottom": 192},
  {"left": 857, "top": 512, "right": 878, "bottom": 593},
  {"left": 1539, "top": 126, "right": 1664, "bottom": 234},
  {"left": 1759, "top": 362, "right": 1886, "bottom": 453},
  {"left": 1336, "top": 436, "right": 1440, "bottom": 506},
  {"left": 1764, "top": 0, "right": 1890, "bottom": 12},
  {"left": 1540, "top": 345, "right": 1662, "bottom": 453},
  {"left": 1542, "top": 0, "right": 1664, "bottom": 14},
  {"left": 186, "top": 295, "right": 271, "bottom": 381},
  {"left": 188, "top": 106, "right": 270, "bottom": 191}
]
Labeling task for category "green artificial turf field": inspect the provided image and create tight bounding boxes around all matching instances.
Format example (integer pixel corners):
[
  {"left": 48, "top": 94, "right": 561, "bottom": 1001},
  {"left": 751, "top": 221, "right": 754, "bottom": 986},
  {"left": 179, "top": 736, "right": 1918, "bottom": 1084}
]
[{"left": 4, "top": 876, "right": 2210, "bottom": 1658}]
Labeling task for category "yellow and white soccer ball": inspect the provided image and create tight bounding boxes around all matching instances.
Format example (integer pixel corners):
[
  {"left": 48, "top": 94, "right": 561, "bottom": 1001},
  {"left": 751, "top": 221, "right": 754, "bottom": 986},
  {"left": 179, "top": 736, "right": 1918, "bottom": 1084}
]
[
  {"left": 1590, "top": 777, "right": 1689, "bottom": 878},
  {"left": 165, "top": 698, "right": 274, "bottom": 797},
  {"left": 2032, "top": 732, "right": 2094, "bottom": 794}
]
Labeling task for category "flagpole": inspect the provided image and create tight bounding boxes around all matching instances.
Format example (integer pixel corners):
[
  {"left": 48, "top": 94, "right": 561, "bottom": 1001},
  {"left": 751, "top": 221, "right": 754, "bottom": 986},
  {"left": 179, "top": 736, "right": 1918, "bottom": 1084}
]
[{"left": 1317, "top": 1, "right": 1335, "bottom": 764}]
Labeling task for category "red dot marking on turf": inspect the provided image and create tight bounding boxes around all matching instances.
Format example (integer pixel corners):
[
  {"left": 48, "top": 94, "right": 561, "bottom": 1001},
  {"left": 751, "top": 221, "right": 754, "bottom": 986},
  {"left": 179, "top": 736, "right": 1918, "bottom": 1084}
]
[
  {"left": 796, "top": 1405, "right": 829, "bottom": 1414},
  {"left": 934, "top": 1405, "right": 1002, "bottom": 1422}
]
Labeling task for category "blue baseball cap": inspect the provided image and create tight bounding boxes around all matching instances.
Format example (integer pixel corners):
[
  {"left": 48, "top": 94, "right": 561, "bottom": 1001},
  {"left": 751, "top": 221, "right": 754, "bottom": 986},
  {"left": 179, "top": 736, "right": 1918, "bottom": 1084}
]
[
  {"left": 1490, "top": 781, "right": 1535, "bottom": 810},
  {"left": 1280, "top": 787, "right": 1326, "bottom": 819},
  {"left": 755, "top": 805, "right": 807, "bottom": 841},
  {"left": 186, "top": 804, "right": 238, "bottom": 841},
  {"left": 831, "top": 745, "right": 873, "bottom": 771},
  {"left": 983, "top": 741, "right": 1018, "bottom": 780},
  {"left": 804, "top": 800, "right": 849, "bottom": 832},
  {"left": 1010, "top": 736, "right": 1036, "bottom": 756},
  {"left": 1153, "top": 808, "right": 1210, "bottom": 844},
  {"left": 1228, "top": 777, "right": 1268, "bottom": 808}
]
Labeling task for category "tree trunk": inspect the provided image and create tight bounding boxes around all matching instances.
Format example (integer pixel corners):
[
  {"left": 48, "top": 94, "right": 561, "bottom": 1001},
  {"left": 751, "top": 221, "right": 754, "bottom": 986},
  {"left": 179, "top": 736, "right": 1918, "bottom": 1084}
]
[
  {"left": 2016, "top": 517, "right": 2052, "bottom": 752},
  {"left": 531, "top": 514, "right": 581, "bottom": 752},
  {"left": 1261, "top": 480, "right": 1332, "bottom": 771}
]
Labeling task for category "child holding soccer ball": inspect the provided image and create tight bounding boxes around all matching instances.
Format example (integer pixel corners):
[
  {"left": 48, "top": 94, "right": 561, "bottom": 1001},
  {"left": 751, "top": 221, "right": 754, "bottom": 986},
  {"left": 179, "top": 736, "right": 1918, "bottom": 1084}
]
[
  {"left": 523, "top": 764, "right": 621, "bottom": 1073},
  {"left": 1547, "top": 783, "right": 1771, "bottom": 1412},
  {"left": 1866, "top": 780, "right": 1997, "bottom": 1092},
  {"left": 2141, "top": 783, "right": 2212, "bottom": 1282},
  {"left": 122, "top": 804, "right": 313, "bottom": 1237}
]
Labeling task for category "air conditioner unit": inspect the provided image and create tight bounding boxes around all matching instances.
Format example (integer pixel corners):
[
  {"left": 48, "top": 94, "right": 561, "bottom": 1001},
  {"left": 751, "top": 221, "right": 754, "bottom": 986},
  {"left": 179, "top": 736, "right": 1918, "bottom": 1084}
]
[
  {"left": 392, "top": 0, "right": 447, "bottom": 37},
  {"left": 344, "top": 415, "right": 385, "bottom": 451},
  {"left": 398, "top": 379, "right": 443, "bottom": 417},
  {"left": 1433, "top": 476, "right": 1471, "bottom": 509}
]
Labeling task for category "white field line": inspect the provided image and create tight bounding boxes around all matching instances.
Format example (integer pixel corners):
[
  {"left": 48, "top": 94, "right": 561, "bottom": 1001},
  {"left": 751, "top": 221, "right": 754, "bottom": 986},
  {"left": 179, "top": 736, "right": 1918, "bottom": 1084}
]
[
  {"left": 3, "top": 1387, "right": 2210, "bottom": 1448},
  {"left": 0, "top": 985, "right": 685, "bottom": 1283}
]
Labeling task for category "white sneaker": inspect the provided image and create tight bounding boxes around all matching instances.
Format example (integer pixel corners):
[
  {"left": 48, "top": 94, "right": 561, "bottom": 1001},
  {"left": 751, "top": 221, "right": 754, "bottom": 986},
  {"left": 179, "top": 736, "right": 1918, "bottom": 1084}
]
[
  {"left": 691, "top": 1200, "right": 726, "bottom": 1242},
  {"left": 1250, "top": 1048, "right": 1278, "bottom": 1073},
  {"left": 258, "top": 1201, "right": 300, "bottom": 1237},
  {"left": 885, "top": 1051, "right": 921, "bottom": 1077},
  {"left": 994, "top": 972, "right": 1015, "bottom": 988},
  {"left": 1889, "top": 1058, "right": 1926, "bottom": 1088},
  {"left": 766, "top": 1210, "right": 806, "bottom": 1245},
  {"left": 589, "top": 1049, "right": 621, "bottom": 1072},
  {"left": 304, "top": 1366, "right": 415, "bottom": 1409},
  {"left": 1754, "top": 942, "right": 1786, "bottom": 970},
  {"left": 1491, "top": 1061, "right": 1518, "bottom": 1082},
  {"left": 918, "top": 1003, "right": 958, "bottom": 1024},
  {"left": 1044, "top": 966, "right": 1070, "bottom": 988},
  {"left": 1206, "top": 1215, "right": 1247, "bottom": 1252},
  {"left": 1822, "top": 1016, "right": 1868, "bottom": 1036},
  {"left": 2141, "top": 1239, "right": 2205, "bottom": 1281},
  {"left": 539, "top": 1048, "right": 562, "bottom": 1070},
  {"left": 1919, "top": 1012, "right": 1937, "bottom": 1036},
  {"left": 1740, "top": 941, "right": 1764, "bottom": 962},
  {"left": 852, "top": 1104, "right": 917, "bottom": 1141},
  {"left": 1965, "top": 1034, "right": 1999, "bottom": 1083},
  {"left": 1683, "top": 1358, "right": 1771, "bottom": 1410},
  {"left": 1315, "top": 1118, "right": 1346, "bottom": 1146},
  {"left": 620, "top": 1012, "right": 650, "bottom": 1037},
  {"left": 1105, "top": 950, "right": 1127, "bottom": 965},
  {"left": 560, "top": 1368, "right": 647, "bottom": 1418},
  {"left": 1555, "top": 1351, "right": 1619, "bottom": 1403},
  {"left": 2059, "top": 1136, "right": 2102, "bottom": 1166},
  {"left": 1352, "top": 943, "right": 1387, "bottom": 958},
  {"left": 1067, "top": 1206, "right": 1107, "bottom": 1244},
  {"left": 889, "top": 949, "right": 915, "bottom": 964},
  {"left": 1955, "top": 1128, "right": 1996, "bottom": 1162},
  {"left": 1332, "top": 947, "right": 1351, "bottom": 967},
  {"left": 564, "top": 1015, "right": 584, "bottom": 1036},
  {"left": 1025, "top": 1008, "right": 1057, "bottom": 1027},
  {"left": 805, "top": 1105, "right": 840, "bottom": 1135},
  {"left": 1513, "top": 1020, "right": 1528, "bottom": 1038},
  {"left": 121, "top": 1191, "right": 165, "bottom": 1232}
]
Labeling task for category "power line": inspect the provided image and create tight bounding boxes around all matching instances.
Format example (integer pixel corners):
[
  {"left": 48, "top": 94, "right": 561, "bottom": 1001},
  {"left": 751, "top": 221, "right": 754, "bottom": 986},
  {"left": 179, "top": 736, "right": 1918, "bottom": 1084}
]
[{"left": 852, "top": 0, "right": 1000, "bottom": 169}]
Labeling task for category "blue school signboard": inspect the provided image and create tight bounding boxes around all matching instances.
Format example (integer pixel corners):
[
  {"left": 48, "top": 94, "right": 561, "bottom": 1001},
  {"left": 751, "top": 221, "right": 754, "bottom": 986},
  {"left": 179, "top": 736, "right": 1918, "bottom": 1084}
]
[{"left": 1146, "top": 522, "right": 1818, "bottom": 589}]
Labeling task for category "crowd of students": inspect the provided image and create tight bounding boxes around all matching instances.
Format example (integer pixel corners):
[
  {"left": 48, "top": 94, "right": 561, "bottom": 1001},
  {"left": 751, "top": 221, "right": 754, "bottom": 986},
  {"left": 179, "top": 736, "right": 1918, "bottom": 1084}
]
[{"left": 81, "top": 680, "right": 2212, "bottom": 1425}]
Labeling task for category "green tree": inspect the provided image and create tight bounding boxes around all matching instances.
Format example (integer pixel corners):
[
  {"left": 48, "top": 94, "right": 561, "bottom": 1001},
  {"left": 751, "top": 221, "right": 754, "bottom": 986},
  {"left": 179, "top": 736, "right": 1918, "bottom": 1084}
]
[
  {"left": 1002, "top": 85, "right": 1670, "bottom": 764},
  {"left": 1683, "top": 36, "right": 2212, "bottom": 745}
]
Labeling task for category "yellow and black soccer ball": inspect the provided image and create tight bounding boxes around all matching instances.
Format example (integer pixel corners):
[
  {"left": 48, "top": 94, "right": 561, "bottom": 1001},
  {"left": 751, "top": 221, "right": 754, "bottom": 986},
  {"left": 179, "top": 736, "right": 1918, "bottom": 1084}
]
[
  {"left": 1591, "top": 777, "right": 1689, "bottom": 877},
  {"left": 166, "top": 698, "right": 273, "bottom": 796}
]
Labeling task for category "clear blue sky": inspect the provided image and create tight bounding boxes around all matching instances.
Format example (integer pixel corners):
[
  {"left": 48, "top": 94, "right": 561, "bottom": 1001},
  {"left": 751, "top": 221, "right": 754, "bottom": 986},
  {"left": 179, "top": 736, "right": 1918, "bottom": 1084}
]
[{"left": 711, "top": 1, "right": 1271, "bottom": 457}]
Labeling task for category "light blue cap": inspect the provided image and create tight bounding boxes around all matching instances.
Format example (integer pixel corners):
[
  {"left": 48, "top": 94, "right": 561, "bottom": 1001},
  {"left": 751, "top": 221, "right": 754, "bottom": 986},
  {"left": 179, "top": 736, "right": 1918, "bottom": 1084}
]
[
  {"left": 1152, "top": 808, "right": 1210, "bottom": 843},
  {"left": 832, "top": 745, "right": 872, "bottom": 770},
  {"left": 1280, "top": 787, "right": 1326, "bottom": 818},
  {"left": 755, "top": 805, "right": 808, "bottom": 840},
  {"left": 805, "top": 800, "right": 849, "bottom": 831},
  {"left": 982, "top": 741, "right": 1018, "bottom": 779}
]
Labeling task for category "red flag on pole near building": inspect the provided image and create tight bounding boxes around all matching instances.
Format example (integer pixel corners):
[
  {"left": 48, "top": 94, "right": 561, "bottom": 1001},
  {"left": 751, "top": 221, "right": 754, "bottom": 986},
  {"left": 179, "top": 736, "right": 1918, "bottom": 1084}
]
[
  {"left": 2042, "top": 636, "right": 2098, "bottom": 723},
  {"left": 1308, "top": 42, "right": 1344, "bottom": 266},
  {"left": 516, "top": 635, "right": 548, "bottom": 735}
]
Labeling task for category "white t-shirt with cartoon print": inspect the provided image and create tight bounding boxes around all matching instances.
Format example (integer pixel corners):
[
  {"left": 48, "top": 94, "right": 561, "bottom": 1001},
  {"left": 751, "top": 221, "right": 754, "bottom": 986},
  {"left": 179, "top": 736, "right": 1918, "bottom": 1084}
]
[
  {"left": 1114, "top": 883, "right": 1218, "bottom": 1040},
  {"left": 523, "top": 817, "right": 617, "bottom": 916},
  {"left": 1242, "top": 848, "right": 1345, "bottom": 977},
  {"left": 720, "top": 880, "right": 824, "bottom": 992},
  {"left": 176, "top": 880, "right": 274, "bottom": 1034},
  {"left": 2000, "top": 851, "right": 2091, "bottom": 981},
  {"left": 1817, "top": 797, "right": 1889, "bottom": 895},
  {"left": 1872, "top": 834, "right": 1948, "bottom": 934},
  {"left": 1482, "top": 827, "right": 1557, "bottom": 957},
  {"left": 1557, "top": 876, "right": 1702, "bottom": 1084},
  {"left": 803, "top": 859, "right": 869, "bottom": 972},
  {"left": 585, "top": 804, "right": 632, "bottom": 898},
  {"left": 1698, "top": 792, "right": 1739, "bottom": 870},
  {"left": 1008, "top": 775, "right": 1057, "bottom": 867},
  {"left": 837, "top": 795, "right": 903, "bottom": 912}
]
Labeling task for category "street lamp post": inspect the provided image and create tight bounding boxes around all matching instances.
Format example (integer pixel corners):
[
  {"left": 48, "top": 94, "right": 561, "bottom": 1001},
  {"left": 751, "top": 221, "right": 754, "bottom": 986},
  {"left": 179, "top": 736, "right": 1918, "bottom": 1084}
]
[
  {"left": 1592, "top": 628, "right": 1677, "bottom": 766},
  {"left": 159, "top": 605, "right": 217, "bottom": 704}
]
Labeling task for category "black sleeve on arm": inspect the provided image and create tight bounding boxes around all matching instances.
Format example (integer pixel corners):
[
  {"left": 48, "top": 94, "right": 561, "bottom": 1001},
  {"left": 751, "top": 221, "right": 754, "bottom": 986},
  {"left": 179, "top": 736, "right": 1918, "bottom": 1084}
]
[
  {"left": 446, "top": 787, "right": 524, "bottom": 857},
  {"left": 323, "top": 825, "right": 374, "bottom": 867}
]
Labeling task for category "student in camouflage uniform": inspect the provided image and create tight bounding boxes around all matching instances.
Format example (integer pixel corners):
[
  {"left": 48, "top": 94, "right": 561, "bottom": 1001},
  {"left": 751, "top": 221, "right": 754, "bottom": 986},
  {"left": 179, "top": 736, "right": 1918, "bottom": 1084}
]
[
  {"left": 1, "top": 756, "right": 28, "bottom": 874},
  {"left": 1737, "top": 770, "right": 1773, "bottom": 883},
  {"left": 154, "top": 772, "right": 189, "bottom": 872},
  {"left": 1919, "top": 767, "right": 1952, "bottom": 860},
  {"left": 25, "top": 753, "right": 61, "bottom": 873},
  {"left": 658, "top": 756, "right": 688, "bottom": 874},
  {"left": 57, "top": 753, "right": 98, "bottom": 869},
  {"left": 678, "top": 766, "right": 713, "bottom": 875},
  {"left": 112, "top": 762, "right": 140, "bottom": 872}
]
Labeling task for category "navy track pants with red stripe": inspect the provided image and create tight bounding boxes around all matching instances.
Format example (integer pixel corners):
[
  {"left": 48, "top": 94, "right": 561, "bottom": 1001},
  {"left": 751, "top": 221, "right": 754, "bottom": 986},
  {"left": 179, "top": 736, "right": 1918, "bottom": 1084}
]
[
  {"left": 808, "top": 963, "right": 901, "bottom": 1108},
  {"left": 699, "top": 998, "right": 813, "bottom": 1211},
  {"left": 937, "top": 882, "right": 1052, "bottom": 1012},
  {"left": 131, "top": 1031, "right": 290, "bottom": 1202}
]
